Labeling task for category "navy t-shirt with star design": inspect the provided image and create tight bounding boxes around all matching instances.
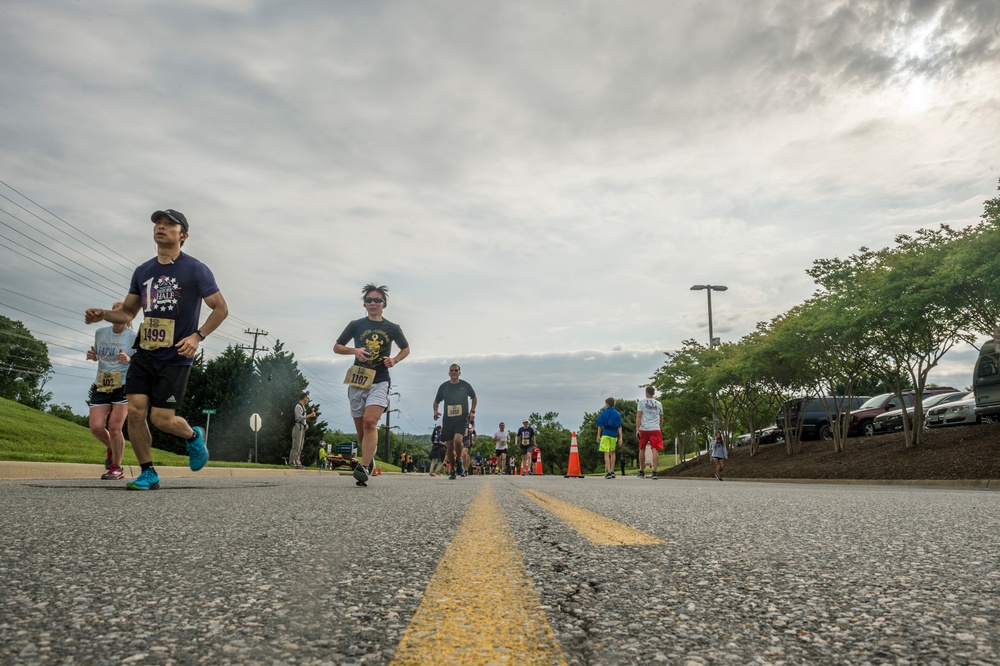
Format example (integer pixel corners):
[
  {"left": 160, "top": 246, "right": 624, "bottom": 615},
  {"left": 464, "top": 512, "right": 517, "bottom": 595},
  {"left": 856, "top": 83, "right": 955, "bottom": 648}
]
[{"left": 128, "top": 253, "right": 220, "bottom": 366}]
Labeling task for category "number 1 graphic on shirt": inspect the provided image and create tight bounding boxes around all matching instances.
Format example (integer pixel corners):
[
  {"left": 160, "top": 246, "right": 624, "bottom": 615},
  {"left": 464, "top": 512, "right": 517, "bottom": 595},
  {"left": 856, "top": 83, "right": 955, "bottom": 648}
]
[{"left": 143, "top": 277, "right": 153, "bottom": 309}]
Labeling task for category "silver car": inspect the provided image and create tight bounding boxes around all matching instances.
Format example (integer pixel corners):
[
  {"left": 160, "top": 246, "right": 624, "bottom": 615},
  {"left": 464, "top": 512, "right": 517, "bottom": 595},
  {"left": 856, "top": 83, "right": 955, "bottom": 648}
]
[
  {"left": 872, "top": 391, "right": 969, "bottom": 435},
  {"left": 926, "top": 395, "right": 980, "bottom": 428}
]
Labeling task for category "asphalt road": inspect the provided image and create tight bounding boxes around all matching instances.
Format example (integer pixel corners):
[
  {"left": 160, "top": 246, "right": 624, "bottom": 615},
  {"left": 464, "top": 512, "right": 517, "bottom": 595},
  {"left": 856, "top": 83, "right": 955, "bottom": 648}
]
[{"left": 1, "top": 473, "right": 997, "bottom": 665}]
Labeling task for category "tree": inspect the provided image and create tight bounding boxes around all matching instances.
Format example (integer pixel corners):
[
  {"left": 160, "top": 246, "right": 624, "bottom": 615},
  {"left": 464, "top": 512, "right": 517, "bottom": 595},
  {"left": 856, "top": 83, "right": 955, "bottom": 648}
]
[
  {"left": 528, "top": 411, "right": 572, "bottom": 475},
  {"left": 808, "top": 227, "right": 966, "bottom": 448},
  {"left": 940, "top": 179, "right": 1000, "bottom": 343},
  {"left": 763, "top": 298, "right": 875, "bottom": 452},
  {"left": 0, "top": 316, "right": 52, "bottom": 410},
  {"left": 706, "top": 334, "right": 786, "bottom": 456},
  {"left": 47, "top": 403, "right": 88, "bottom": 427},
  {"left": 153, "top": 346, "right": 251, "bottom": 459},
  {"left": 147, "top": 340, "right": 329, "bottom": 464},
  {"left": 650, "top": 341, "right": 715, "bottom": 459}
]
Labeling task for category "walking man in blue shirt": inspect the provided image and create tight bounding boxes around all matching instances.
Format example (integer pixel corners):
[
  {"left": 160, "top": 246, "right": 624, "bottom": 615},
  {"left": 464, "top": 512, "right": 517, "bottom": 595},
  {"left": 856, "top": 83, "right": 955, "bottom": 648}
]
[{"left": 596, "top": 397, "right": 622, "bottom": 479}]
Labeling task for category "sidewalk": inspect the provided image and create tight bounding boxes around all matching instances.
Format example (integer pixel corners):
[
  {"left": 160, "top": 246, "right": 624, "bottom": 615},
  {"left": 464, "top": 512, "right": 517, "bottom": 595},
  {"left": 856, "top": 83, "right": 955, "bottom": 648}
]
[{"left": 0, "top": 461, "right": 348, "bottom": 480}]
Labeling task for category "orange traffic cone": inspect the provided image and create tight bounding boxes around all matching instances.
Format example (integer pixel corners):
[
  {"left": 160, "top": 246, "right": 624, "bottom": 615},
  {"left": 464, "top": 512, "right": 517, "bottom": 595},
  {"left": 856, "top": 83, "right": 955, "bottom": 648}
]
[
  {"left": 564, "top": 431, "right": 584, "bottom": 478},
  {"left": 534, "top": 450, "right": 543, "bottom": 475}
]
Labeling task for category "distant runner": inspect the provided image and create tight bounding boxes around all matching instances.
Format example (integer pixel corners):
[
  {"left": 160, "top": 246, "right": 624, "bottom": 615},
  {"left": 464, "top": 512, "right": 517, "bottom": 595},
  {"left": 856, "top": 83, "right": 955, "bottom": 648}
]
[
  {"left": 517, "top": 419, "right": 535, "bottom": 475},
  {"left": 636, "top": 386, "right": 664, "bottom": 479},
  {"left": 461, "top": 416, "right": 476, "bottom": 477},
  {"left": 493, "top": 422, "right": 509, "bottom": 474},
  {"left": 433, "top": 364, "right": 476, "bottom": 481},
  {"left": 711, "top": 431, "right": 728, "bottom": 481}
]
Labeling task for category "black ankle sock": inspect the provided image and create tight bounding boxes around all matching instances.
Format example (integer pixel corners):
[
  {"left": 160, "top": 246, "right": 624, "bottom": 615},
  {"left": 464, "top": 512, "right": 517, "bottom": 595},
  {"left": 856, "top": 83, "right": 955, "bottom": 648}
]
[{"left": 140, "top": 462, "right": 154, "bottom": 472}]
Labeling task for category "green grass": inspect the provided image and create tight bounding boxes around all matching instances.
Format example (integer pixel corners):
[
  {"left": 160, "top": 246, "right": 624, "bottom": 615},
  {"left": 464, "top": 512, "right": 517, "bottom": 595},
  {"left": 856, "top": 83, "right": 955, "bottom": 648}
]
[
  {"left": 0, "top": 397, "right": 270, "bottom": 467},
  {"left": 0, "top": 398, "right": 405, "bottom": 470}
]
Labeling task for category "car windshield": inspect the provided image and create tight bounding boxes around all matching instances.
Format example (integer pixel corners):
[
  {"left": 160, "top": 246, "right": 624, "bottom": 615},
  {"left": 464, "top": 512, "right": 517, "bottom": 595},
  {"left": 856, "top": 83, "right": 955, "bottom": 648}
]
[
  {"left": 858, "top": 393, "right": 892, "bottom": 410},
  {"left": 922, "top": 392, "right": 965, "bottom": 408}
]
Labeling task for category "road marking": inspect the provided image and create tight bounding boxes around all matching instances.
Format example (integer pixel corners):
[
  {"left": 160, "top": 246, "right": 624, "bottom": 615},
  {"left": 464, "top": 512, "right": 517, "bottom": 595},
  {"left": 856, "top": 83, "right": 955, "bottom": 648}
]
[
  {"left": 521, "top": 489, "right": 665, "bottom": 546},
  {"left": 391, "top": 482, "right": 567, "bottom": 665}
]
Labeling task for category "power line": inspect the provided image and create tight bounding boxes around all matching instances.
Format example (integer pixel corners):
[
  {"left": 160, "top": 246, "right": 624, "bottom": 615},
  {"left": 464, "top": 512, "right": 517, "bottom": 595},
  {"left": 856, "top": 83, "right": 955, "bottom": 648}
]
[
  {"left": 0, "top": 233, "right": 124, "bottom": 299},
  {"left": 0, "top": 206, "right": 133, "bottom": 282},
  {"left": 0, "top": 180, "right": 137, "bottom": 272}
]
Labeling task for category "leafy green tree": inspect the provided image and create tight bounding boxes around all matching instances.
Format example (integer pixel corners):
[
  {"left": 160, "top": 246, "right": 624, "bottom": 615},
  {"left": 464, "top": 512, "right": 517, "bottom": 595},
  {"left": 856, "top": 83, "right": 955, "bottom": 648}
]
[
  {"left": 576, "top": 410, "right": 602, "bottom": 473},
  {"left": 249, "top": 340, "right": 327, "bottom": 464},
  {"left": 763, "top": 298, "right": 875, "bottom": 452},
  {"left": 528, "top": 411, "right": 572, "bottom": 475},
  {"left": 808, "top": 227, "right": 965, "bottom": 448},
  {"left": 154, "top": 346, "right": 251, "bottom": 459},
  {"left": 940, "top": 179, "right": 1000, "bottom": 342},
  {"left": 47, "top": 403, "right": 88, "bottom": 427},
  {"left": 650, "top": 341, "right": 714, "bottom": 459},
  {"left": 144, "top": 340, "right": 328, "bottom": 464},
  {"left": 706, "top": 335, "right": 784, "bottom": 456},
  {"left": 0, "top": 316, "right": 52, "bottom": 410}
]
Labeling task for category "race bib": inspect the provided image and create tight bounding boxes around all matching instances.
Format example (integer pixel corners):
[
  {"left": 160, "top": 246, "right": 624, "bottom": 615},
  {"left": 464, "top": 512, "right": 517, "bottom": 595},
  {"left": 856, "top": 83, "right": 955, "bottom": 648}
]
[
  {"left": 138, "top": 318, "right": 175, "bottom": 350},
  {"left": 446, "top": 404, "right": 463, "bottom": 417},
  {"left": 96, "top": 371, "right": 122, "bottom": 393},
  {"left": 343, "top": 365, "right": 375, "bottom": 390}
]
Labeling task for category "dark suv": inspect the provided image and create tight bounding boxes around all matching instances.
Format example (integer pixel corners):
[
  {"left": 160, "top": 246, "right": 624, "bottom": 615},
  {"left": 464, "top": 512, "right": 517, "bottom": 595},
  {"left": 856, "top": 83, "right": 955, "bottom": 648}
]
[
  {"left": 845, "top": 387, "right": 959, "bottom": 437},
  {"left": 776, "top": 396, "right": 869, "bottom": 441}
]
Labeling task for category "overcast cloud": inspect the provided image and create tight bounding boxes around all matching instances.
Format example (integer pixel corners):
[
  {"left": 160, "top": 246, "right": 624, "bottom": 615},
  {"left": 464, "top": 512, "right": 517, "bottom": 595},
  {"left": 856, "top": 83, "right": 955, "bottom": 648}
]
[{"left": 1, "top": 0, "right": 998, "bottom": 435}]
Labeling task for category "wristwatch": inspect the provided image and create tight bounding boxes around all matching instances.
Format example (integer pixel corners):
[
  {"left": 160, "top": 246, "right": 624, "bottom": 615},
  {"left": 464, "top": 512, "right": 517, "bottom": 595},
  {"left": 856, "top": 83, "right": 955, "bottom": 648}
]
[{"left": 195, "top": 329, "right": 206, "bottom": 341}]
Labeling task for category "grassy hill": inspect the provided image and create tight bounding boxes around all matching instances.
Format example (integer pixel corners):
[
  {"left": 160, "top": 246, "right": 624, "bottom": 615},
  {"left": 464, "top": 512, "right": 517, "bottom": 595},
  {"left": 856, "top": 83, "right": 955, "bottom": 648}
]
[
  {"left": 0, "top": 397, "right": 191, "bottom": 465},
  {"left": 0, "top": 398, "right": 402, "bottom": 470}
]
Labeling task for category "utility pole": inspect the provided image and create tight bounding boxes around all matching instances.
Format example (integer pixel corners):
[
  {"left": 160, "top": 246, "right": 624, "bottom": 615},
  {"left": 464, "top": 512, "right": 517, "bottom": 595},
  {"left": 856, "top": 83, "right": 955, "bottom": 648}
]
[
  {"left": 237, "top": 328, "right": 270, "bottom": 363},
  {"left": 384, "top": 389, "right": 400, "bottom": 463}
]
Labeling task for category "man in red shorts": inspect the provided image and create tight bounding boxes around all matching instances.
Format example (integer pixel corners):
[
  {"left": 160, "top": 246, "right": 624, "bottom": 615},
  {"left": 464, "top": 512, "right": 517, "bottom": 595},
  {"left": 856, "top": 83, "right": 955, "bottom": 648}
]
[{"left": 636, "top": 386, "right": 664, "bottom": 478}]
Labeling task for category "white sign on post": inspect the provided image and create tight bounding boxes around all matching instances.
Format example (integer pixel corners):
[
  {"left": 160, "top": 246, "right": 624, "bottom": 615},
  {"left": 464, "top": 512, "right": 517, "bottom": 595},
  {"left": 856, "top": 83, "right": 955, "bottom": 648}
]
[{"left": 250, "top": 413, "right": 262, "bottom": 463}]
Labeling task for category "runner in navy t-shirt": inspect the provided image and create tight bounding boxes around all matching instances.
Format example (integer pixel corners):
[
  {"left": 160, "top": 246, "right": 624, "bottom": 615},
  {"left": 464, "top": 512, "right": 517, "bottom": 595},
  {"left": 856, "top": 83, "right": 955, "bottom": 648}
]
[{"left": 86, "top": 209, "right": 229, "bottom": 490}]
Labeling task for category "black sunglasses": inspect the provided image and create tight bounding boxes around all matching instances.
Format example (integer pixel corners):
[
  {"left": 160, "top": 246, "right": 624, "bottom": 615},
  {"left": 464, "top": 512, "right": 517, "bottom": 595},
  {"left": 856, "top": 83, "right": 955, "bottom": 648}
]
[{"left": 364, "top": 297, "right": 385, "bottom": 304}]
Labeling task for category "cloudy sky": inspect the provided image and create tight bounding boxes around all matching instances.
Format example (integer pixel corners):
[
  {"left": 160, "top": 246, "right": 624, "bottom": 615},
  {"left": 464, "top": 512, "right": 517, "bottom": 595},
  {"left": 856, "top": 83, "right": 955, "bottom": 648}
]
[{"left": 1, "top": 0, "right": 998, "bottom": 437}]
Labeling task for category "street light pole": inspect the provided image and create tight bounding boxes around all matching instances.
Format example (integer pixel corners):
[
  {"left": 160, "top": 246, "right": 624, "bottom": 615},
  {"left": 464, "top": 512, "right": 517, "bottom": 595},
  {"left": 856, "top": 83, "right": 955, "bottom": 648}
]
[{"left": 690, "top": 284, "right": 728, "bottom": 434}]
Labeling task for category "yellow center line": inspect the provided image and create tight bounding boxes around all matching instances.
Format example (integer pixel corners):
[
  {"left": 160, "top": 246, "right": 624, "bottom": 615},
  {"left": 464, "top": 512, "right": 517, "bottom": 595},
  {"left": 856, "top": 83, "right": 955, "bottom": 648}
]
[
  {"left": 391, "top": 481, "right": 568, "bottom": 666},
  {"left": 521, "top": 489, "right": 665, "bottom": 546}
]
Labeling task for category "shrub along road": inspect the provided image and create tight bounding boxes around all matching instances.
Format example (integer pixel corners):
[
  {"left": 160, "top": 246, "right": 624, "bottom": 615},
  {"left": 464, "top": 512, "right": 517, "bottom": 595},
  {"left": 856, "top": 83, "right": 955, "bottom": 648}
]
[{"left": 666, "top": 422, "right": 1000, "bottom": 482}]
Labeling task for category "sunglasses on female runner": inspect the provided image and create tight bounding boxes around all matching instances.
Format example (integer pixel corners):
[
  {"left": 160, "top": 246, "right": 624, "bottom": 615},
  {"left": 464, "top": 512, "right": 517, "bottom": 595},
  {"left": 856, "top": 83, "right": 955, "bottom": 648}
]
[{"left": 364, "top": 297, "right": 384, "bottom": 304}]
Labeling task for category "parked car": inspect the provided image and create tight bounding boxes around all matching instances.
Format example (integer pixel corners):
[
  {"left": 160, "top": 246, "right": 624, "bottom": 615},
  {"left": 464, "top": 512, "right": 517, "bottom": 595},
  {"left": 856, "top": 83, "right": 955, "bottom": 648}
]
[
  {"left": 845, "top": 387, "right": 959, "bottom": 437},
  {"left": 776, "top": 396, "right": 869, "bottom": 441},
  {"left": 973, "top": 339, "right": 1000, "bottom": 421},
  {"left": 734, "top": 433, "right": 752, "bottom": 447},
  {"left": 871, "top": 391, "right": 969, "bottom": 435},
  {"left": 926, "top": 395, "right": 981, "bottom": 428},
  {"left": 754, "top": 424, "right": 784, "bottom": 444}
]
